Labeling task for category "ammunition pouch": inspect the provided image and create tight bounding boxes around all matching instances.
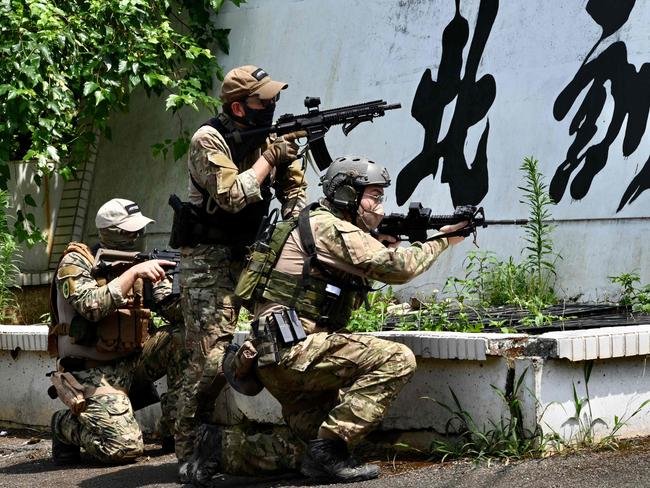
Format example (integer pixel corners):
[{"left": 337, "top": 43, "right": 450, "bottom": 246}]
[
  {"left": 235, "top": 242, "right": 276, "bottom": 305},
  {"left": 50, "top": 308, "right": 150, "bottom": 357},
  {"left": 95, "top": 308, "right": 151, "bottom": 353},
  {"left": 168, "top": 191, "right": 270, "bottom": 250},
  {"left": 252, "top": 309, "right": 307, "bottom": 369},
  {"left": 260, "top": 269, "right": 363, "bottom": 331}
]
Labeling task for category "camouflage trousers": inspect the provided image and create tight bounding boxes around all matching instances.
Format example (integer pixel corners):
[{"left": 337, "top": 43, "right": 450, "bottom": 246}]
[
  {"left": 51, "top": 357, "right": 143, "bottom": 464},
  {"left": 256, "top": 332, "right": 417, "bottom": 445},
  {"left": 188, "top": 423, "right": 303, "bottom": 482},
  {"left": 134, "top": 325, "right": 187, "bottom": 438},
  {"left": 175, "top": 244, "right": 244, "bottom": 461},
  {"left": 51, "top": 327, "right": 184, "bottom": 463}
]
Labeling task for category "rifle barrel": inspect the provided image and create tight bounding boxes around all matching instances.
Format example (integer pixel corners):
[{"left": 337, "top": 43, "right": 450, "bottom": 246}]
[{"left": 484, "top": 219, "right": 529, "bottom": 225}]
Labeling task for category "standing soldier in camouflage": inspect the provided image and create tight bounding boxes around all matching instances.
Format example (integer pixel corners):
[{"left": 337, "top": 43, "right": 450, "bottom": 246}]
[
  {"left": 49, "top": 199, "right": 178, "bottom": 464},
  {"left": 228, "top": 156, "right": 468, "bottom": 483},
  {"left": 171, "top": 65, "right": 308, "bottom": 479}
]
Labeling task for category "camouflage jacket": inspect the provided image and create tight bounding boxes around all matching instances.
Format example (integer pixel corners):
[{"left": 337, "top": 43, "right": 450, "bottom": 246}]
[
  {"left": 53, "top": 243, "right": 180, "bottom": 359},
  {"left": 254, "top": 201, "right": 449, "bottom": 331},
  {"left": 187, "top": 124, "right": 307, "bottom": 218}
]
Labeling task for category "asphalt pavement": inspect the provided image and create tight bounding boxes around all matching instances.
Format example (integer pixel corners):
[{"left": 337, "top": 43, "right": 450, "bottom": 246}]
[{"left": 2, "top": 429, "right": 650, "bottom": 488}]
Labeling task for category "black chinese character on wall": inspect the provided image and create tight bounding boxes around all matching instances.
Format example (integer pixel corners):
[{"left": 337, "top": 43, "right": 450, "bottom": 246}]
[
  {"left": 551, "top": 0, "right": 650, "bottom": 212},
  {"left": 396, "top": 0, "right": 498, "bottom": 207}
]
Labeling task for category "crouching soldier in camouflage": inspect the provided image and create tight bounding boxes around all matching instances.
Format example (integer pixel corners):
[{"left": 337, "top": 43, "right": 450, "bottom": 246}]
[
  {"left": 227, "top": 156, "right": 468, "bottom": 483},
  {"left": 49, "top": 199, "right": 178, "bottom": 465}
]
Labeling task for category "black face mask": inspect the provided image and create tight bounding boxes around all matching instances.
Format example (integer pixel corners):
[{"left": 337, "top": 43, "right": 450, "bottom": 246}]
[{"left": 241, "top": 103, "right": 275, "bottom": 127}]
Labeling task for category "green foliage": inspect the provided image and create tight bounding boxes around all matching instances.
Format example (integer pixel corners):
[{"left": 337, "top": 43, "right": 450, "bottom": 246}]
[
  {"left": 558, "top": 361, "right": 650, "bottom": 450},
  {"left": 396, "top": 294, "right": 485, "bottom": 333},
  {"left": 608, "top": 272, "right": 650, "bottom": 313},
  {"left": 347, "top": 288, "right": 397, "bottom": 333},
  {"left": 519, "top": 156, "right": 558, "bottom": 298},
  {"left": 437, "top": 157, "right": 560, "bottom": 329},
  {"left": 429, "top": 369, "right": 548, "bottom": 461},
  {"left": 0, "top": 190, "right": 22, "bottom": 322},
  {"left": 452, "top": 157, "right": 558, "bottom": 309},
  {"left": 236, "top": 307, "right": 252, "bottom": 331},
  {"left": 0, "top": 0, "right": 241, "bottom": 241}
]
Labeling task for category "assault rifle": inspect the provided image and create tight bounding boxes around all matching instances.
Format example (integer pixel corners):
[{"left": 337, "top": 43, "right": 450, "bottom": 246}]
[
  {"left": 378, "top": 202, "right": 487, "bottom": 243},
  {"left": 226, "top": 97, "right": 401, "bottom": 171},
  {"left": 91, "top": 248, "right": 181, "bottom": 307}
]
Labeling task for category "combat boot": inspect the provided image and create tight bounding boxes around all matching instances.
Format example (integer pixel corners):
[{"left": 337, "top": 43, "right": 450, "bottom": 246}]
[
  {"left": 160, "top": 435, "right": 175, "bottom": 454},
  {"left": 187, "top": 424, "right": 222, "bottom": 487},
  {"left": 300, "top": 438, "right": 380, "bottom": 483},
  {"left": 51, "top": 414, "right": 80, "bottom": 466}
]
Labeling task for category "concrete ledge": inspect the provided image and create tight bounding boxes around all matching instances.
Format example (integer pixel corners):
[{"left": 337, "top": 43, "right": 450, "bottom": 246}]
[
  {"left": 4, "top": 324, "right": 650, "bottom": 445},
  {"left": 0, "top": 324, "right": 49, "bottom": 351},
  {"left": 538, "top": 324, "right": 650, "bottom": 360}
]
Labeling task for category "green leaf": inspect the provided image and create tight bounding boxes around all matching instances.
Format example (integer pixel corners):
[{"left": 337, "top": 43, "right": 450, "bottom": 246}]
[
  {"left": 94, "top": 89, "right": 105, "bottom": 106},
  {"left": 83, "top": 81, "right": 100, "bottom": 96},
  {"left": 24, "top": 194, "right": 36, "bottom": 207},
  {"left": 165, "top": 94, "right": 181, "bottom": 110},
  {"left": 173, "top": 137, "right": 189, "bottom": 161}
]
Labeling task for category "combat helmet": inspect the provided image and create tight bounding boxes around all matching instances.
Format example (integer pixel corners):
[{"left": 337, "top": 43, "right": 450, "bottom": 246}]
[{"left": 320, "top": 156, "right": 391, "bottom": 211}]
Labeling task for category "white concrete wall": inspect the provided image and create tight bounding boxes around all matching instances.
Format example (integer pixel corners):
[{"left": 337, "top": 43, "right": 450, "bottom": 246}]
[
  {"left": 59, "top": 0, "right": 648, "bottom": 301},
  {"left": 6, "top": 1, "right": 649, "bottom": 299},
  {"left": 0, "top": 348, "right": 56, "bottom": 427},
  {"left": 517, "top": 356, "right": 650, "bottom": 442},
  {"left": 5, "top": 325, "right": 650, "bottom": 447}
]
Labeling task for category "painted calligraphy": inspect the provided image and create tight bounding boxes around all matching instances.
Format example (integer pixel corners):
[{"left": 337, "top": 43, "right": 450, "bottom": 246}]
[
  {"left": 396, "top": 0, "right": 498, "bottom": 207},
  {"left": 550, "top": 0, "right": 650, "bottom": 211}
]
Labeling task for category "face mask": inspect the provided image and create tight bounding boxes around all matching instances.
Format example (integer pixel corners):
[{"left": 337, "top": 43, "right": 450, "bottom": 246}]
[
  {"left": 98, "top": 227, "right": 144, "bottom": 251},
  {"left": 242, "top": 103, "right": 275, "bottom": 127},
  {"left": 356, "top": 199, "right": 384, "bottom": 232}
]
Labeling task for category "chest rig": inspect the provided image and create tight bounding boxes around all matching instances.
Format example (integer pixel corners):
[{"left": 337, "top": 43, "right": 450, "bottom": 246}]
[
  {"left": 48, "top": 243, "right": 151, "bottom": 360},
  {"left": 235, "top": 204, "right": 369, "bottom": 332}
]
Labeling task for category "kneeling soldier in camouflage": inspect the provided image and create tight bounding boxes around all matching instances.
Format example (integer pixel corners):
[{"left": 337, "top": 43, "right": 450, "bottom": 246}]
[
  {"left": 49, "top": 199, "right": 178, "bottom": 464},
  {"left": 228, "top": 156, "right": 467, "bottom": 483}
]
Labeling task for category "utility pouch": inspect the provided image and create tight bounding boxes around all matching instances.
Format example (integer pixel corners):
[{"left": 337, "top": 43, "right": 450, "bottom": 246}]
[
  {"left": 254, "top": 319, "right": 281, "bottom": 368},
  {"left": 269, "top": 309, "right": 307, "bottom": 346},
  {"left": 69, "top": 315, "right": 97, "bottom": 346},
  {"left": 234, "top": 242, "right": 273, "bottom": 304},
  {"left": 168, "top": 194, "right": 201, "bottom": 249},
  {"left": 49, "top": 371, "right": 86, "bottom": 415},
  {"left": 95, "top": 308, "right": 151, "bottom": 353}
]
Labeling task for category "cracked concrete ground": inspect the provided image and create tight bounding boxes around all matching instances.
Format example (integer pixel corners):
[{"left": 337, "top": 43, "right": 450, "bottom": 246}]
[{"left": 3, "top": 429, "right": 650, "bottom": 488}]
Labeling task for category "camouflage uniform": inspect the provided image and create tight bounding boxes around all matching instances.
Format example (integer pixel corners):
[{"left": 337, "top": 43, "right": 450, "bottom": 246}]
[
  {"left": 189, "top": 423, "right": 303, "bottom": 479},
  {"left": 252, "top": 203, "right": 449, "bottom": 445},
  {"left": 146, "top": 280, "right": 187, "bottom": 440},
  {"left": 51, "top": 246, "right": 183, "bottom": 463},
  {"left": 175, "top": 124, "right": 307, "bottom": 461}
]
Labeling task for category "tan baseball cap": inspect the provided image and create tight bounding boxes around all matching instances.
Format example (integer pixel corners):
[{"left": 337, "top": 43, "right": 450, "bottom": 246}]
[
  {"left": 95, "top": 198, "right": 154, "bottom": 232},
  {"left": 220, "top": 65, "right": 288, "bottom": 104}
]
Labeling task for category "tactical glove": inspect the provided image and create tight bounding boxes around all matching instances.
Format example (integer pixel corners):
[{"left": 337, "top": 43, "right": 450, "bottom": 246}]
[{"left": 262, "top": 130, "right": 307, "bottom": 167}]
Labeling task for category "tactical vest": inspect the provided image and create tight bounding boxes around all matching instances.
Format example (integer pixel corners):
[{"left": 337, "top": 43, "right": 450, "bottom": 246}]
[
  {"left": 235, "top": 204, "right": 368, "bottom": 331},
  {"left": 48, "top": 242, "right": 151, "bottom": 360},
  {"left": 191, "top": 116, "right": 272, "bottom": 247}
]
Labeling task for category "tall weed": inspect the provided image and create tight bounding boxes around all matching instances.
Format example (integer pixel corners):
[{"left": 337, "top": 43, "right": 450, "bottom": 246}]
[{"left": 0, "top": 191, "right": 21, "bottom": 322}]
